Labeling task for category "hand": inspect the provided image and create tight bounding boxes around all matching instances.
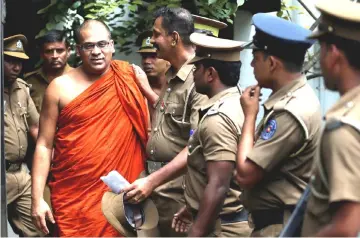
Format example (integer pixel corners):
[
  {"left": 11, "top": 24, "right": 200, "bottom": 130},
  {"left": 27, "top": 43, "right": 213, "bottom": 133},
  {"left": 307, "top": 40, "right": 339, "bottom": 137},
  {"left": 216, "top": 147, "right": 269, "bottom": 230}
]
[
  {"left": 240, "top": 85, "right": 261, "bottom": 117},
  {"left": 122, "top": 177, "right": 154, "bottom": 204},
  {"left": 131, "top": 64, "right": 152, "bottom": 94},
  {"left": 31, "top": 198, "right": 55, "bottom": 235},
  {"left": 172, "top": 206, "right": 193, "bottom": 233}
]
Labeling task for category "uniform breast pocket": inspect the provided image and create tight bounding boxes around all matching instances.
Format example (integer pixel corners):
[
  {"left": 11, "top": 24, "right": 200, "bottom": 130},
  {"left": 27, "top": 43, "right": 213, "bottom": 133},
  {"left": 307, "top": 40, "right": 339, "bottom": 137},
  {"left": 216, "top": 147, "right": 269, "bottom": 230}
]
[{"left": 165, "top": 103, "right": 191, "bottom": 139}]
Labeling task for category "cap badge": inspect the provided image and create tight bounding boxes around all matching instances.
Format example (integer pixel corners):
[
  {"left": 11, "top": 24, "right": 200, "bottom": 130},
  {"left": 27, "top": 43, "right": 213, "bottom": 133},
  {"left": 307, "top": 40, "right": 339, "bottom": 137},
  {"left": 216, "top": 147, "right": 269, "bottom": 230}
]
[
  {"left": 16, "top": 40, "right": 23, "bottom": 49},
  {"left": 145, "top": 37, "right": 151, "bottom": 46}
]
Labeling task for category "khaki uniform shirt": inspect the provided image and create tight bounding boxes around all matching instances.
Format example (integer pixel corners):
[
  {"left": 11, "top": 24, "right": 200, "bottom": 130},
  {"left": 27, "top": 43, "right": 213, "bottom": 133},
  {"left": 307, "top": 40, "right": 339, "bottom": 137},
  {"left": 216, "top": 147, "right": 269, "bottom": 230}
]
[
  {"left": 185, "top": 87, "right": 244, "bottom": 215},
  {"left": 146, "top": 61, "right": 207, "bottom": 161},
  {"left": 4, "top": 79, "right": 39, "bottom": 162},
  {"left": 25, "top": 64, "right": 73, "bottom": 112},
  {"left": 301, "top": 85, "right": 360, "bottom": 236},
  {"left": 241, "top": 76, "right": 322, "bottom": 211}
]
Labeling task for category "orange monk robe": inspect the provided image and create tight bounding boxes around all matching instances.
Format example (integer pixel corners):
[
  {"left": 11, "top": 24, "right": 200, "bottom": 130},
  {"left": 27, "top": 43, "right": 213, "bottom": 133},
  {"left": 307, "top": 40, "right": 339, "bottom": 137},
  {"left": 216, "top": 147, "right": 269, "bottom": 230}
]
[{"left": 49, "top": 60, "right": 148, "bottom": 237}]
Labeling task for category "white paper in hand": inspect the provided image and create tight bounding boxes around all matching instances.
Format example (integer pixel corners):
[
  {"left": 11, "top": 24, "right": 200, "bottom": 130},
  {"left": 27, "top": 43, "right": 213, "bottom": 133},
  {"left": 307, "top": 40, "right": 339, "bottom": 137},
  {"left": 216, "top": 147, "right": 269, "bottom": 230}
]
[{"left": 101, "top": 170, "right": 130, "bottom": 194}]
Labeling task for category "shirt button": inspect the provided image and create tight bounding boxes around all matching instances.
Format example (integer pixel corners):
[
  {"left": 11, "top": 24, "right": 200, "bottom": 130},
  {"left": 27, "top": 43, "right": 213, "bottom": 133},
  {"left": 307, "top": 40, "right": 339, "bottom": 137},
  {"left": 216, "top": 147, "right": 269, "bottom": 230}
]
[
  {"left": 17, "top": 128, "right": 21, "bottom": 132},
  {"left": 166, "top": 88, "right": 171, "bottom": 92},
  {"left": 287, "top": 92, "right": 292, "bottom": 97},
  {"left": 160, "top": 106, "right": 164, "bottom": 112},
  {"left": 189, "top": 145, "right": 192, "bottom": 149},
  {"left": 150, "top": 150, "right": 154, "bottom": 155},
  {"left": 20, "top": 145, "right": 23, "bottom": 149},
  {"left": 154, "top": 128, "right": 158, "bottom": 132},
  {"left": 12, "top": 112, "right": 15, "bottom": 116}
]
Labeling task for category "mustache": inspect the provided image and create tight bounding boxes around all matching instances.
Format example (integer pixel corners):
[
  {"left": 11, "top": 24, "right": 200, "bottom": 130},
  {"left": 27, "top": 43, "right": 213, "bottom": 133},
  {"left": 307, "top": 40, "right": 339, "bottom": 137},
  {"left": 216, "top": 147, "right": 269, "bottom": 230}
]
[{"left": 153, "top": 43, "right": 160, "bottom": 51}]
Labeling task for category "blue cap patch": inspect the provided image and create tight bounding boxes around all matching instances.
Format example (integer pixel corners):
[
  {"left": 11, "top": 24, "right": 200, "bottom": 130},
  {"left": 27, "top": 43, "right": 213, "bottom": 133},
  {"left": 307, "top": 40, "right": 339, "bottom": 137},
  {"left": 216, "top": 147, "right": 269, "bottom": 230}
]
[{"left": 260, "top": 119, "right": 277, "bottom": 140}]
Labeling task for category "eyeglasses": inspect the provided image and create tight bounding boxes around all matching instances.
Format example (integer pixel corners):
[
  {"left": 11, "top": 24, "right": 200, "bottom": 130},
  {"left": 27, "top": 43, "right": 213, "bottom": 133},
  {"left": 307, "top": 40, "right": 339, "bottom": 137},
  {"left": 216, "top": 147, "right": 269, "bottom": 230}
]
[{"left": 78, "top": 40, "right": 111, "bottom": 51}]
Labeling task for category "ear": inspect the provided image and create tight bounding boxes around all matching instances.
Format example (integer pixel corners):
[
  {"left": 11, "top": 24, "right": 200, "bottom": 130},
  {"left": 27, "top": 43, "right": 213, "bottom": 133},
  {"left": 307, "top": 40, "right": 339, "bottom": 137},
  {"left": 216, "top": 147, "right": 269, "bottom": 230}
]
[
  {"left": 66, "top": 47, "right": 71, "bottom": 59},
  {"left": 110, "top": 40, "right": 115, "bottom": 54},
  {"left": 206, "top": 67, "right": 218, "bottom": 82},
  {"left": 268, "top": 56, "right": 278, "bottom": 73},
  {"left": 170, "top": 31, "right": 180, "bottom": 44},
  {"left": 327, "top": 44, "right": 342, "bottom": 74},
  {"left": 75, "top": 45, "right": 81, "bottom": 57}
]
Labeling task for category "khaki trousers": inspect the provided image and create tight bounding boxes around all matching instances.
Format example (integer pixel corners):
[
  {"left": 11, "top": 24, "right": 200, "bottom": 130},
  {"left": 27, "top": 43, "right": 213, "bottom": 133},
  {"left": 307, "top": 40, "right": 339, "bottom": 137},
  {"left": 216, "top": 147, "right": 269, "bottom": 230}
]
[
  {"left": 6, "top": 164, "right": 42, "bottom": 237},
  {"left": 221, "top": 220, "right": 252, "bottom": 237},
  {"left": 151, "top": 175, "right": 186, "bottom": 237}
]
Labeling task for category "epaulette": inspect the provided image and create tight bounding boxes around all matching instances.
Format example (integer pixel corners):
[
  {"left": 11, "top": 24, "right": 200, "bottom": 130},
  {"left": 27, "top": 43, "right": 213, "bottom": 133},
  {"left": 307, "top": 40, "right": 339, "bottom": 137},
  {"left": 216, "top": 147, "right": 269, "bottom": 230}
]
[
  {"left": 24, "top": 70, "right": 39, "bottom": 79},
  {"left": 17, "top": 78, "right": 30, "bottom": 87}
]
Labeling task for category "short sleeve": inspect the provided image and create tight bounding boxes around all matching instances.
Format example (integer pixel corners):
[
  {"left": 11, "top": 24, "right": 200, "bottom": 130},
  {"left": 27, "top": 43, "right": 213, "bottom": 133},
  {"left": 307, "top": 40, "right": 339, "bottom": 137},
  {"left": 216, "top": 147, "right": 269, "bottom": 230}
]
[
  {"left": 323, "top": 125, "right": 360, "bottom": 203},
  {"left": 200, "top": 114, "right": 238, "bottom": 162},
  {"left": 247, "top": 111, "right": 305, "bottom": 171}
]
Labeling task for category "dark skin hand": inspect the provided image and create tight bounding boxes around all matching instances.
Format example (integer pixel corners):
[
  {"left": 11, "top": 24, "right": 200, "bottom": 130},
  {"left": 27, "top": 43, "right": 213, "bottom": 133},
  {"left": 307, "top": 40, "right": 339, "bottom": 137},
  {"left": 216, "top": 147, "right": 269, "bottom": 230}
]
[
  {"left": 235, "top": 86, "right": 265, "bottom": 189},
  {"left": 315, "top": 201, "right": 360, "bottom": 237},
  {"left": 172, "top": 160, "right": 234, "bottom": 237}
]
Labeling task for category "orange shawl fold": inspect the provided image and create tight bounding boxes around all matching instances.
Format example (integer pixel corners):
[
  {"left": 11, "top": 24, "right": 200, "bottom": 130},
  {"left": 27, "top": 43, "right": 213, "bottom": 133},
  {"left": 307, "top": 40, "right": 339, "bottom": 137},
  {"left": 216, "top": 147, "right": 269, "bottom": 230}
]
[{"left": 49, "top": 60, "right": 148, "bottom": 237}]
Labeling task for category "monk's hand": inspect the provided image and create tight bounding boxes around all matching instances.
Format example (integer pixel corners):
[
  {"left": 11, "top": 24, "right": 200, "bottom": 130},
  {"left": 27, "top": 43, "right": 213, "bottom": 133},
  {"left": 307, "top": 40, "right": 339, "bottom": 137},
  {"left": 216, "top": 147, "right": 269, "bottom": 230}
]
[
  {"left": 131, "top": 64, "right": 152, "bottom": 93},
  {"left": 240, "top": 85, "right": 261, "bottom": 118},
  {"left": 122, "top": 177, "right": 154, "bottom": 204},
  {"left": 172, "top": 206, "right": 193, "bottom": 233},
  {"left": 31, "top": 198, "right": 55, "bottom": 235}
]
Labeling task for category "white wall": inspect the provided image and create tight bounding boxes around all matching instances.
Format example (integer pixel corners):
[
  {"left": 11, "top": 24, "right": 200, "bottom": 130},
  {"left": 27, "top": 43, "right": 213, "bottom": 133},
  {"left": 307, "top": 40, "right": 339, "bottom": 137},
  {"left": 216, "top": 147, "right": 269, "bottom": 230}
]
[{"left": 233, "top": 1, "right": 340, "bottom": 124}]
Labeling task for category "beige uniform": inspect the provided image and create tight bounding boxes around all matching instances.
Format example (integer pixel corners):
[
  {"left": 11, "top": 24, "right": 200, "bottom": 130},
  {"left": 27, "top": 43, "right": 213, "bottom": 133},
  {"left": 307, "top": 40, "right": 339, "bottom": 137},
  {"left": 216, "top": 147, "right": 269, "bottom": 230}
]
[
  {"left": 25, "top": 64, "right": 73, "bottom": 112},
  {"left": 301, "top": 85, "right": 360, "bottom": 236},
  {"left": 5, "top": 78, "right": 40, "bottom": 236},
  {"left": 241, "top": 76, "right": 322, "bottom": 237},
  {"left": 185, "top": 87, "right": 252, "bottom": 237},
  {"left": 146, "top": 61, "right": 207, "bottom": 236}
]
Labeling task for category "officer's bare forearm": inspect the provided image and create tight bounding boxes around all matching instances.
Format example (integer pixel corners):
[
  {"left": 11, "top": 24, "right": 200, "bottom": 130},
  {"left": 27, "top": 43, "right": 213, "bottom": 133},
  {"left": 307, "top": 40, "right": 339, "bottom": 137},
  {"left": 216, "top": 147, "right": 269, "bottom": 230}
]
[
  {"left": 236, "top": 116, "right": 256, "bottom": 172},
  {"left": 31, "top": 145, "right": 52, "bottom": 204},
  {"left": 189, "top": 162, "right": 232, "bottom": 237},
  {"left": 148, "top": 147, "right": 188, "bottom": 189},
  {"left": 315, "top": 202, "right": 360, "bottom": 237}
]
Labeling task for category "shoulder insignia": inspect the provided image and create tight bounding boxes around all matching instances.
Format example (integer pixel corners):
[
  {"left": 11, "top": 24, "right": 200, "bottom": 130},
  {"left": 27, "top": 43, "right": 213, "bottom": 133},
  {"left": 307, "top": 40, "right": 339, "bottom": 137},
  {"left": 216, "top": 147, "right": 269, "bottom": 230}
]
[
  {"left": 260, "top": 118, "right": 277, "bottom": 140},
  {"left": 17, "top": 78, "right": 29, "bottom": 86},
  {"left": 207, "top": 107, "right": 219, "bottom": 116}
]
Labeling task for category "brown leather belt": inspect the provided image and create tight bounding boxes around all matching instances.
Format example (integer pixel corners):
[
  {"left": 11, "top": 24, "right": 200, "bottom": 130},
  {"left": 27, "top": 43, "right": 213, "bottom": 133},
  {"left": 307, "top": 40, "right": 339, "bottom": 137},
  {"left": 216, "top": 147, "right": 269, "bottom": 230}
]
[{"left": 6, "top": 161, "right": 22, "bottom": 172}]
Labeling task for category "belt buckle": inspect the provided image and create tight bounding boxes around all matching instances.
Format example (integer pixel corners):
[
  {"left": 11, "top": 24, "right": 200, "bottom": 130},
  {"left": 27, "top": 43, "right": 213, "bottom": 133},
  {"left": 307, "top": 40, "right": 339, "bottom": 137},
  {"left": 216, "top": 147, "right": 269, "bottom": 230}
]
[
  {"left": 146, "top": 161, "right": 163, "bottom": 174},
  {"left": 6, "top": 162, "right": 22, "bottom": 172}
]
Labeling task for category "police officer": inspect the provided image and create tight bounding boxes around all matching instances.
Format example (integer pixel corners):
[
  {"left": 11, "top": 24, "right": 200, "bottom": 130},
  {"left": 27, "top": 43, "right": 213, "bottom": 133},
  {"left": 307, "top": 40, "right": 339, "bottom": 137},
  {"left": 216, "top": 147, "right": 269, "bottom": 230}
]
[
  {"left": 136, "top": 30, "right": 170, "bottom": 121},
  {"left": 301, "top": 0, "right": 360, "bottom": 236},
  {"left": 4, "top": 34, "right": 41, "bottom": 236},
  {"left": 25, "top": 30, "right": 72, "bottom": 113},
  {"left": 234, "top": 14, "right": 322, "bottom": 236},
  {"left": 172, "top": 33, "right": 252, "bottom": 237},
  {"left": 124, "top": 10, "right": 228, "bottom": 236}
]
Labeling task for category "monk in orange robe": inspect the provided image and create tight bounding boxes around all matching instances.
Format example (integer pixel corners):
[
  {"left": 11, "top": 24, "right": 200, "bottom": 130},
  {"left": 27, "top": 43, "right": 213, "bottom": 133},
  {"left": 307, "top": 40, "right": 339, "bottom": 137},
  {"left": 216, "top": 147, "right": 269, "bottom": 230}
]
[{"left": 31, "top": 20, "right": 149, "bottom": 237}]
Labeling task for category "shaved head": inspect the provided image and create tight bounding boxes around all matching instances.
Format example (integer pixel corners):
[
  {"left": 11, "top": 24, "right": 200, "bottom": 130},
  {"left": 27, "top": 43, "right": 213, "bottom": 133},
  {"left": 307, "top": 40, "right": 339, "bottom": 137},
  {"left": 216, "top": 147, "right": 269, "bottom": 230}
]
[{"left": 75, "top": 20, "right": 111, "bottom": 44}]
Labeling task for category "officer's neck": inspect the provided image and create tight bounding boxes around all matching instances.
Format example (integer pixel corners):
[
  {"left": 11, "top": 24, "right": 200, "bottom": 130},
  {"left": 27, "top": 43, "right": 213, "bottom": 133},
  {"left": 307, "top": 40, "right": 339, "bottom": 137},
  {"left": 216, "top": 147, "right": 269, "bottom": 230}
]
[
  {"left": 170, "top": 46, "right": 195, "bottom": 73},
  {"left": 337, "top": 67, "right": 360, "bottom": 96},
  {"left": 271, "top": 71, "right": 302, "bottom": 93},
  {"left": 208, "top": 83, "right": 230, "bottom": 98}
]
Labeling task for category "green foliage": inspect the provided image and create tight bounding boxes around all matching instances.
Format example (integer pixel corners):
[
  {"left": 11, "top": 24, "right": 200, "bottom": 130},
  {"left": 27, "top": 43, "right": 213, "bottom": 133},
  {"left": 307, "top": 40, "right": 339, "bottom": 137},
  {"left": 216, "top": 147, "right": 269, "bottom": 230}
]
[
  {"left": 277, "top": 0, "right": 303, "bottom": 21},
  {"left": 36, "top": 0, "right": 247, "bottom": 56}
]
